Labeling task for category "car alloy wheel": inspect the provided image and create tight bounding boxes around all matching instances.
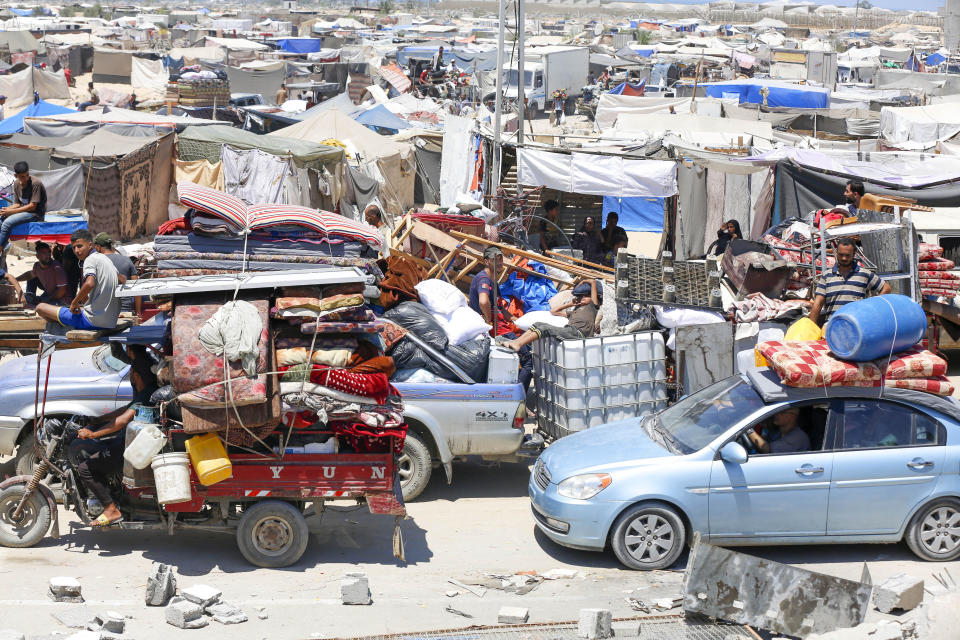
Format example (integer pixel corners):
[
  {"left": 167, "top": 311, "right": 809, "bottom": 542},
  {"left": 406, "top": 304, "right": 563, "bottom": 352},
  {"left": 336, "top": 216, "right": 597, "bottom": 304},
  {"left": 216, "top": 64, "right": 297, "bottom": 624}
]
[
  {"left": 919, "top": 506, "right": 960, "bottom": 555},
  {"left": 624, "top": 513, "right": 675, "bottom": 564}
]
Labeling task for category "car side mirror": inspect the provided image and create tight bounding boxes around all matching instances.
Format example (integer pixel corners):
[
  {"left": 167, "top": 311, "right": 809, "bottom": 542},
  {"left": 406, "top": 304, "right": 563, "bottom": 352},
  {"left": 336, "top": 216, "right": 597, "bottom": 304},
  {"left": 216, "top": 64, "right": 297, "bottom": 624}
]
[{"left": 720, "top": 441, "right": 748, "bottom": 465}]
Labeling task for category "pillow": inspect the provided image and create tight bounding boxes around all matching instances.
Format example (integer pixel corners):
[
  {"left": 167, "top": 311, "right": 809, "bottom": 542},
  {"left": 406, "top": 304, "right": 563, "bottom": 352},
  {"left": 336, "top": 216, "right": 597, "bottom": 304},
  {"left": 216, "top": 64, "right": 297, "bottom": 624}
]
[
  {"left": 514, "top": 310, "right": 569, "bottom": 331},
  {"left": 415, "top": 279, "right": 467, "bottom": 316}
]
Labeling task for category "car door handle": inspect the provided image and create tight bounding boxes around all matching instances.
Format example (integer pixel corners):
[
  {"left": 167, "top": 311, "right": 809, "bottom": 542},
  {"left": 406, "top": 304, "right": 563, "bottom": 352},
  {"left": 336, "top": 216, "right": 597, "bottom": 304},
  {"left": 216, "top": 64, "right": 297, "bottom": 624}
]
[
  {"left": 907, "top": 459, "right": 934, "bottom": 470},
  {"left": 795, "top": 466, "right": 824, "bottom": 475}
]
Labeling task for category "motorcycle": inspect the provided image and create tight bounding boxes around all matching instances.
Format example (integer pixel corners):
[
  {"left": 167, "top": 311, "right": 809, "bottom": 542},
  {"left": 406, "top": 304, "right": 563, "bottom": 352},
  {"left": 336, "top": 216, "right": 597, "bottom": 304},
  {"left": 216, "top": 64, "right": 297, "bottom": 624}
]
[{"left": 0, "top": 416, "right": 165, "bottom": 547}]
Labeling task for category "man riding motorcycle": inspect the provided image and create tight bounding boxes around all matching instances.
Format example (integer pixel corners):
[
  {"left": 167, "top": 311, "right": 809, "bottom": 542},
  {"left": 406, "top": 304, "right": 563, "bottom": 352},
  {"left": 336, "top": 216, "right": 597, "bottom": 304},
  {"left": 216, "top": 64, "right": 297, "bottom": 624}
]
[{"left": 67, "top": 347, "right": 157, "bottom": 527}]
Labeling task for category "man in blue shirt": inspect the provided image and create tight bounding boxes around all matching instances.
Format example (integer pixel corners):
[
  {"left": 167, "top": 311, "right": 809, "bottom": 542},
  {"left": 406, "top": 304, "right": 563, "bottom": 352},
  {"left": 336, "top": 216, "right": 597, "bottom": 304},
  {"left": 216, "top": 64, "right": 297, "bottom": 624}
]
[{"left": 469, "top": 246, "right": 517, "bottom": 332}]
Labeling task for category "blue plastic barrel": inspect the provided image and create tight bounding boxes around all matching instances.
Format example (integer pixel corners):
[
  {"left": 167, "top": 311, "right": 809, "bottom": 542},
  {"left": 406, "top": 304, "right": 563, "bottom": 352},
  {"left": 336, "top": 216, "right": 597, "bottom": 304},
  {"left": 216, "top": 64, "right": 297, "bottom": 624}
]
[{"left": 825, "top": 294, "right": 927, "bottom": 362}]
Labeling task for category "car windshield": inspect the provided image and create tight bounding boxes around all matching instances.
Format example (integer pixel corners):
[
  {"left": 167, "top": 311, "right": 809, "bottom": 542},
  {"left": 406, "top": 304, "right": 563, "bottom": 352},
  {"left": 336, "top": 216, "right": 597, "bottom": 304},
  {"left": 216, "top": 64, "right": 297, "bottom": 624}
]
[
  {"left": 652, "top": 377, "right": 765, "bottom": 454},
  {"left": 92, "top": 345, "right": 128, "bottom": 375}
]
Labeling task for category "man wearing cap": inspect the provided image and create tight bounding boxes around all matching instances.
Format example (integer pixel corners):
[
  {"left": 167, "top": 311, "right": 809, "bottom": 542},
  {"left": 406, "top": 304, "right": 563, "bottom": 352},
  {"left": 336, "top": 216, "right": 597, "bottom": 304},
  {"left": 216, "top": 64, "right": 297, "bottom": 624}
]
[
  {"left": 0, "top": 94, "right": 7, "bottom": 122},
  {"left": 469, "top": 246, "right": 518, "bottom": 331},
  {"left": 0, "top": 161, "right": 47, "bottom": 252},
  {"left": 93, "top": 232, "right": 140, "bottom": 316},
  {"left": 503, "top": 278, "right": 601, "bottom": 351}
]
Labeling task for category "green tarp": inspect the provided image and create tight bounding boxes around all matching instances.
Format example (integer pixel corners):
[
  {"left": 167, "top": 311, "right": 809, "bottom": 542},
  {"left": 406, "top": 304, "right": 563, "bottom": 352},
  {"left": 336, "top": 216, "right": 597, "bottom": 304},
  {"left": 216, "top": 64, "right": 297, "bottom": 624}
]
[{"left": 177, "top": 124, "right": 343, "bottom": 169}]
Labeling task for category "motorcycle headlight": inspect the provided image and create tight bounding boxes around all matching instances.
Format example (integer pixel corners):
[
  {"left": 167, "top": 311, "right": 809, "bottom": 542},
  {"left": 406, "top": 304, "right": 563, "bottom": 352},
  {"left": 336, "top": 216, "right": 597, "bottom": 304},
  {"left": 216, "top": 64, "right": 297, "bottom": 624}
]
[{"left": 557, "top": 473, "right": 611, "bottom": 500}]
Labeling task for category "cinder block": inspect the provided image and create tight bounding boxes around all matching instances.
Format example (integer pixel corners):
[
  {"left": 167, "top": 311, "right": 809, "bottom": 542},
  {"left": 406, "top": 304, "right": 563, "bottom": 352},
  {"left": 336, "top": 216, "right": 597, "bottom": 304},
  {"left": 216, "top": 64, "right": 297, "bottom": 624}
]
[
  {"left": 578, "top": 609, "right": 613, "bottom": 639},
  {"left": 612, "top": 620, "right": 641, "bottom": 637},
  {"left": 207, "top": 602, "right": 248, "bottom": 625},
  {"left": 498, "top": 607, "right": 530, "bottom": 624},
  {"left": 166, "top": 599, "right": 208, "bottom": 629},
  {"left": 181, "top": 584, "right": 222, "bottom": 608},
  {"left": 873, "top": 573, "right": 924, "bottom": 613},
  {"left": 48, "top": 577, "right": 83, "bottom": 603},
  {"left": 340, "top": 573, "right": 371, "bottom": 605},
  {"left": 145, "top": 563, "right": 177, "bottom": 606}
]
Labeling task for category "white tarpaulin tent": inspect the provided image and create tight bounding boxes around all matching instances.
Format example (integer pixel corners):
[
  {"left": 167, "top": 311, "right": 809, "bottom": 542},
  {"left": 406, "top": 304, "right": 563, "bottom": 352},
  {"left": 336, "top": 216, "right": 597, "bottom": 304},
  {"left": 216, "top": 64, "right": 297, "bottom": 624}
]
[
  {"left": 206, "top": 36, "right": 269, "bottom": 51},
  {"left": 595, "top": 94, "right": 737, "bottom": 131},
  {"left": 518, "top": 148, "right": 677, "bottom": 198},
  {"left": 880, "top": 103, "right": 960, "bottom": 150},
  {"left": 0, "top": 67, "right": 70, "bottom": 108}
]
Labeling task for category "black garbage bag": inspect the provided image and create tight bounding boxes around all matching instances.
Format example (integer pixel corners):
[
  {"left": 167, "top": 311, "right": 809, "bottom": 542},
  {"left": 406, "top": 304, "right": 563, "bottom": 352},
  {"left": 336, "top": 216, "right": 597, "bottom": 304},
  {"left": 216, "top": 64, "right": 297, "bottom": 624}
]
[
  {"left": 441, "top": 336, "right": 490, "bottom": 383},
  {"left": 382, "top": 301, "right": 448, "bottom": 350},
  {"left": 390, "top": 336, "right": 434, "bottom": 372}
]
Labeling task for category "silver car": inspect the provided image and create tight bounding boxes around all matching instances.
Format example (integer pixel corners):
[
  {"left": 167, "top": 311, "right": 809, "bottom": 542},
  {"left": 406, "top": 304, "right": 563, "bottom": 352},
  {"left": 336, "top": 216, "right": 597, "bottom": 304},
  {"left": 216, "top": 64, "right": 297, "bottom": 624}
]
[{"left": 0, "top": 346, "right": 132, "bottom": 475}]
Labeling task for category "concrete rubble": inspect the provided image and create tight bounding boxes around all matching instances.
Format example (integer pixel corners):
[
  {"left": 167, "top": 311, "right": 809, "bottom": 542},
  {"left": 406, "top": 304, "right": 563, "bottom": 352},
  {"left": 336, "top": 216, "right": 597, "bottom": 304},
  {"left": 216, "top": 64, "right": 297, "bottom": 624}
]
[
  {"left": 497, "top": 606, "right": 529, "bottom": 624},
  {"left": 611, "top": 621, "right": 641, "bottom": 638},
  {"left": 873, "top": 573, "right": 924, "bottom": 613},
  {"left": 0, "top": 630, "right": 24, "bottom": 640},
  {"left": 341, "top": 572, "right": 372, "bottom": 605},
  {"left": 577, "top": 609, "right": 612, "bottom": 639},
  {"left": 51, "top": 609, "right": 97, "bottom": 631},
  {"left": 144, "top": 563, "right": 177, "bottom": 607},
  {"left": 181, "top": 585, "right": 222, "bottom": 609},
  {"left": 98, "top": 612, "right": 125, "bottom": 635},
  {"left": 165, "top": 598, "right": 209, "bottom": 629},
  {"left": 48, "top": 578, "right": 83, "bottom": 604},
  {"left": 205, "top": 602, "right": 248, "bottom": 625}
]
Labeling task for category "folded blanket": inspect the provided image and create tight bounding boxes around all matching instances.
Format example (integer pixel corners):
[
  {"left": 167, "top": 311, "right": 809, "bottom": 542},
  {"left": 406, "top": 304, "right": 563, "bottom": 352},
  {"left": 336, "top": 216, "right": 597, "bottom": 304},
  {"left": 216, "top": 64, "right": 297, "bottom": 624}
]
[
  {"left": 918, "top": 257, "right": 956, "bottom": 271},
  {"left": 276, "top": 347, "right": 353, "bottom": 368},
  {"left": 281, "top": 283, "right": 365, "bottom": 298},
  {"left": 276, "top": 336, "right": 358, "bottom": 350},
  {"left": 277, "top": 368, "right": 391, "bottom": 404},
  {"left": 276, "top": 293, "right": 365, "bottom": 313},
  {"left": 279, "top": 381, "right": 376, "bottom": 404},
  {"left": 280, "top": 357, "right": 395, "bottom": 380},
  {"left": 845, "top": 376, "right": 955, "bottom": 397},
  {"left": 918, "top": 243, "right": 944, "bottom": 261},
  {"left": 272, "top": 306, "right": 373, "bottom": 322},
  {"left": 178, "top": 376, "right": 268, "bottom": 408}
]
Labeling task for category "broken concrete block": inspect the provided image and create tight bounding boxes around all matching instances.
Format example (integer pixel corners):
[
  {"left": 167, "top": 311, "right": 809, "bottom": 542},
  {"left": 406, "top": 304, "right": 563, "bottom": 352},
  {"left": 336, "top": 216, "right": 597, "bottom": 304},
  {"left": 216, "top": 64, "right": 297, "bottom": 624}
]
[
  {"left": 100, "top": 612, "right": 125, "bottom": 635},
  {"left": 541, "top": 569, "right": 578, "bottom": 580},
  {"left": 206, "top": 602, "right": 248, "bottom": 625},
  {"left": 577, "top": 609, "right": 612, "bottom": 639},
  {"left": 340, "top": 573, "right": 371, "bottom": 605},
  {"left": 166, "top": 599, "right": 208, "bottom": 629},
  {"left": 51, "top": 608, "right": 97, "bottom": 630},
  {"left": 0, "top": 630, "right": 24, "bottom": 640},
  {"left": 145, "top": 562, "right": 177, "bottom": 606},
  {"left": 874, "top": 573, "right": 924, "bottom": 613},
  {"left": 497, "top": 606, "right": 529, "bottom": 624},
  {"left": 48, "top": 577, "right": 83, "bottom": 603},
  {"left": 181, "top": 584, "right": 222, "bottom": 608},
  {"left": 611, "top": 620, "right": 641, "bottom": 637}
]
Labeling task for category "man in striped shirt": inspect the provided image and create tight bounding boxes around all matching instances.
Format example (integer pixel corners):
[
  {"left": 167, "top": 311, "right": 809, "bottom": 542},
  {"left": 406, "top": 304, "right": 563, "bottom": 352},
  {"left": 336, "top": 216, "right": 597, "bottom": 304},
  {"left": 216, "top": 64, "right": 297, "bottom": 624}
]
[{"left": 809, "top": 237, "right": 891, "bottom": 326}]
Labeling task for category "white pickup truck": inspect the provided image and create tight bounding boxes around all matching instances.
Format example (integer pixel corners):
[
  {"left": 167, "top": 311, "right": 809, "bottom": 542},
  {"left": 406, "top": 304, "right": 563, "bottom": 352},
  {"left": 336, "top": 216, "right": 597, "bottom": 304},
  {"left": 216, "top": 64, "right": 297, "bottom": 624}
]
[{"left": 0, "top": 346, "right": 536, "bottom": 501}]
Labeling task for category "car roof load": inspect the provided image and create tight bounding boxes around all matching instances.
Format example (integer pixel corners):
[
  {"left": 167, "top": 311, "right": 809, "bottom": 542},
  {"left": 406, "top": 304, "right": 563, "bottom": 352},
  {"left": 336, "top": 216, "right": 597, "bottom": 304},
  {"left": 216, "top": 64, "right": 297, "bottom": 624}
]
[{"left": 745, "top": 368, "right": 960, "bottom": 422}]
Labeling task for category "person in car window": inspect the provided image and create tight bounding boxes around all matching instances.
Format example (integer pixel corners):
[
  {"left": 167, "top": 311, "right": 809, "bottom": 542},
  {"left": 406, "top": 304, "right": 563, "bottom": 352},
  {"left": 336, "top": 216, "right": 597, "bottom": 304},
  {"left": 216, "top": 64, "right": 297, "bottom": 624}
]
[{"left": 746, "top": 407, "right": 810, "bottom": 453}]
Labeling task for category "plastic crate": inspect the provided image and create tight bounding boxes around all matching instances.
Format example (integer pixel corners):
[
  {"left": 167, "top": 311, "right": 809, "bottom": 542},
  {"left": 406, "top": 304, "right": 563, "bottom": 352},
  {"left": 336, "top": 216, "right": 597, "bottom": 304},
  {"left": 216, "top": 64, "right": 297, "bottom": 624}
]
[{"left": 531, "top": 331, "right": 668, "bottom": 439}]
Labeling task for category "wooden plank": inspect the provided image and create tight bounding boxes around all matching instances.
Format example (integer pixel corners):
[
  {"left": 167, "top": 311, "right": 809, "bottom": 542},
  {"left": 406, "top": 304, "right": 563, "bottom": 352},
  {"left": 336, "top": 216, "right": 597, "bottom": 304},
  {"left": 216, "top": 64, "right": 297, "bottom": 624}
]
[
  {"left": 410, "top": 220, "right": 463, "bottom": 253},
  {"left": 0, "top": 339, "right": 89, "bottom": 351},
  {"left": 449, "top": 231, "right": 614, "bottom": 282},
  {"left": 544, "top": 249, "right": 615, "bottom": 273},
  {"left": 65, "top": 319, "right": 133, "bottom": 343},
  {"left": 0, "top": 316, "right": 48, "bottom": 331}
]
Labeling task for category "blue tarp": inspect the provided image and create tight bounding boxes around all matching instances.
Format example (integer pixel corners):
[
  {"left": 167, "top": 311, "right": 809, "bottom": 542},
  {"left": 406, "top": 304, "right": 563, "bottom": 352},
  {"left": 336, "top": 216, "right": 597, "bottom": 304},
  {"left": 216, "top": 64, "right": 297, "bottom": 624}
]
[
  {"left": 0, "top": 100, "right": 75, "bottom": 135},
  {"left": 608, "top": 79, "right": 646, "bottom": 96},
  {"left": 277, "top": 38, "right": 326, "bottom": 54},
  {"left": 701, "top": 79, "right": 829, "bottom": 109},
  {"left": 353, "top": 105, "right": 411, "bottom": 133},
  {"left": 498, "top": 260, "right": 557, "bottom": 313},
  {"left": 926, "top": 52, "right": 946, "bottom": 66},
  {"left": 602, "top": 197, "right": 664, "bottom": 232}
]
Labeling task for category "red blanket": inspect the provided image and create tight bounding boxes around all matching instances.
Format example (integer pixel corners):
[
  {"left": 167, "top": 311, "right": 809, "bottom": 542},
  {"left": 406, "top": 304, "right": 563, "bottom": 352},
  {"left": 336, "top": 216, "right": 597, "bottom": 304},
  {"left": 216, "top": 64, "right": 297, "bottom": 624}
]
[{"left": 277, "top": 366, "right": 392, "bottom": 404}]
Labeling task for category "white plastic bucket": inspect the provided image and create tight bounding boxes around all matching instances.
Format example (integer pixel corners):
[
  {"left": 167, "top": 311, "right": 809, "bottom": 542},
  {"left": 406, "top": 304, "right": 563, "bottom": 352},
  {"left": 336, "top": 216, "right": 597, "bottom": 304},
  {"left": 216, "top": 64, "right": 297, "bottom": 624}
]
[
  {"left": 150, "top": 453, "right": 193, "bottom": 505},
  {"left": 123, "top": 423, "right": 166, "bottom": 470}
]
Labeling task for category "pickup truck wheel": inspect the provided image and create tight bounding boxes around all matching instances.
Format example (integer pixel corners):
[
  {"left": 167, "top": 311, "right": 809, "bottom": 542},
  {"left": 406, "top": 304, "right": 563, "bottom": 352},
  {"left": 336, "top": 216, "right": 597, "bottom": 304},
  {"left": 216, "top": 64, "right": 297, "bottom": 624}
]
[
  {"left": 236, "top": 500, "right": 309, "bottom": 568},
  {"left": 398, "top": 432, "right": 432, "bottom": 501},
  {"left": 14, "top": 439, "right": 41, "bottom": 477},
  {"left": 0, "top": 483, "right": 51, "bottom": 548}
]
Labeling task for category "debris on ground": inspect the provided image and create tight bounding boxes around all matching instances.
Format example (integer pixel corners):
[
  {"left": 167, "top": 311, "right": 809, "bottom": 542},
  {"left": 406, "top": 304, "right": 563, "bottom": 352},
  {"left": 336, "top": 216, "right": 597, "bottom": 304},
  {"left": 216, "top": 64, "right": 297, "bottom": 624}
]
[
  {"left": 624, "top": 598, "right": 651, "bottom": 613},
  {"left": 444, "top": 605, "right": 474, "bottom": 618},
  {"left": 874, "top": 573, "right": 924, "bottom": 613},
  {"left": 341, "top": 572, "right": 372, "bottom": 605},
  {"left": 165, "top": 597, "right": 209, "bottom": 629},
  {"left": 497, "top": 606, "right": 530, "bottom": 624},
  {"left": 206, "top": 602, "right": 248, "bottom": 625},
  {"left": 682, "top": 536, "right": 872, "bottom": 637},
  {"left": 447, "top": 578, "right": 485, "bottom": 598},
  {"left": 145, "top": 563, "right": 177, "bottom": 607},
  {"left": 181, "top": 584, "right": 222, "bottom": 609},
  {"left": 653, "top": 597, "right": 682, "bottom": 610},
  {"left": 51, "top": 608, "right": 97, "bottom": 630},
  {"left": 48, "top": 577, "right": 83, "bottom": 604},
  {"left": 611, "top": 620, "right": 642, "bottom": 638},
  {"left": 577, "top": 608, "right": 612, "bottom": 639}
]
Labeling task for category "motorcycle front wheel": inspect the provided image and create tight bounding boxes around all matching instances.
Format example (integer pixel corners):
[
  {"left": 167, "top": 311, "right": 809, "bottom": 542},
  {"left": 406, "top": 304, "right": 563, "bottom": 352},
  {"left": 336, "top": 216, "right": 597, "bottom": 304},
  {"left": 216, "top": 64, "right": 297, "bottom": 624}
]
[{"left": 0, "top": 483, "right": 51, "bottom": 548}]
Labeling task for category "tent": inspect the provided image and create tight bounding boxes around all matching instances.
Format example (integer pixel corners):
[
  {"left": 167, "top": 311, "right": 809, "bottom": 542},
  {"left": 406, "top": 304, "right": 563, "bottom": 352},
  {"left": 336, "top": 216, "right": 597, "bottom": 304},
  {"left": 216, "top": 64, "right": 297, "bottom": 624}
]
[
  {"left": 0, "top": 67, "right": 70, "bottom": 109},
  {"left": 269, "top": 108, "right": 414, "bottom": 214},
  {"left": 701, "top": 79, "right": 829, "bottom": 109},
  {"left": 178, "top": 124, "right": 343, "bottom": 169},
  {"left": 22, "top": 106, "right": 224, "bottom": 137},
  {"left": 0, "top": 100, "right": 74, "bottom": 135},
  {"left": 277, "top": 38, "right": 326, "bottom": 54},
  {"left": 880, "top": 103, "right": 960, "bottom": 150},
  {"left": 354, "top": 105, "right": 412, "bottom": 134}
]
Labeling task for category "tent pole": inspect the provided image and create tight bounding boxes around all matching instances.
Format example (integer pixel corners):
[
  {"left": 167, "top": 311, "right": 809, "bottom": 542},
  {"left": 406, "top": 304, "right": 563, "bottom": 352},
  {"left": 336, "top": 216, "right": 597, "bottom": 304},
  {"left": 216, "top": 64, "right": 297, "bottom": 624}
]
[
  {"left": 81, "top": 146, "right": 95, "bottom": 215},
  {"left": 492, "top": 0, "right": 507, "bottom": 193}
]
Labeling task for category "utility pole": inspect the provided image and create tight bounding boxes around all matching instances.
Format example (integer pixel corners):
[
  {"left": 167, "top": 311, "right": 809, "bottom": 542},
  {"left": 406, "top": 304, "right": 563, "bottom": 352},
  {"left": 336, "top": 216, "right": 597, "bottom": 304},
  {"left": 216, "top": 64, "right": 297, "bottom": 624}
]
[
  {"left": 491, "top": 0, "right": 506, "bottom": 191},
  {"left": 517, "top": 0, "right": 525, "bottom": 146},
  {"left": 852, "top": 0, "right": 860, "bottom": 38}
]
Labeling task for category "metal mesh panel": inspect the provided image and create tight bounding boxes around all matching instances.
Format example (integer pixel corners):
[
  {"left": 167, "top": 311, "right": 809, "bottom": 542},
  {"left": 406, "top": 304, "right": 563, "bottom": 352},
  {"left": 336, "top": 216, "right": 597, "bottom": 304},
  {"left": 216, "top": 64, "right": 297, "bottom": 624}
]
[
  {"left": 332, "top": 616, "right": 757, "bottom": 640},
  {"left": 615, "top": 254, "right": 719, "bottom": 309},
  {"left": 177, "top": 138, "right": 223, "bottom": 164}
]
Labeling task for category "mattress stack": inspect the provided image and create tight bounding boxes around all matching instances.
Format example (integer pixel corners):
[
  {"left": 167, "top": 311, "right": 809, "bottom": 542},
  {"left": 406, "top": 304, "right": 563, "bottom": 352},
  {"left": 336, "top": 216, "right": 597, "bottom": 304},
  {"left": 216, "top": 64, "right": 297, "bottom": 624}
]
[{"left": 917, "top": 243, "right": 958, "bottom": 299}]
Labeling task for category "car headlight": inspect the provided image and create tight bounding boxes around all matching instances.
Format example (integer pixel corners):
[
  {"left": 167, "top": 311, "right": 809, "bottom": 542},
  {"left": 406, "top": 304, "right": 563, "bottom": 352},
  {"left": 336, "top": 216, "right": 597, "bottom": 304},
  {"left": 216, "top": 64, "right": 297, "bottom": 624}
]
[{"left": 557, "top": 473, "right": 611, "bottom": 500}]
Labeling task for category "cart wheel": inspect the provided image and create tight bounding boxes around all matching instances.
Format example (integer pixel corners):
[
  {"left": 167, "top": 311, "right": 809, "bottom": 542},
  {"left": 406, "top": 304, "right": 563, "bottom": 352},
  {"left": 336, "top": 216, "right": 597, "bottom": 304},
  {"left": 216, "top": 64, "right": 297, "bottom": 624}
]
[
  {"left": 0, "top": 483, "right": 51, "bottom": 548},
  {"left": 236, "top": 500, "right": 309, "bottom": 568}
]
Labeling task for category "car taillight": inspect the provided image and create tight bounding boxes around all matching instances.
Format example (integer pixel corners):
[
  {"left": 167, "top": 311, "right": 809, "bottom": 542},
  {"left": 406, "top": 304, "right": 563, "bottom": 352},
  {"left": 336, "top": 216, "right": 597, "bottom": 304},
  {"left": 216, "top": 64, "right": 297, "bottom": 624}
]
[{"left": 513, "top": 403, "right": 526, "bottom": 430}]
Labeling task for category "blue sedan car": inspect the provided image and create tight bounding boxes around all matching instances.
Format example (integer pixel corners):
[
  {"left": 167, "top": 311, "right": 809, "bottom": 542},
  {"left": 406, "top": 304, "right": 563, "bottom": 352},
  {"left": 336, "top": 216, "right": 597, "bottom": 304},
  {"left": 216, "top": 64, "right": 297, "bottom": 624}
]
[{"left": 529, "top": 369, "right": 960, "bottom": 570}]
